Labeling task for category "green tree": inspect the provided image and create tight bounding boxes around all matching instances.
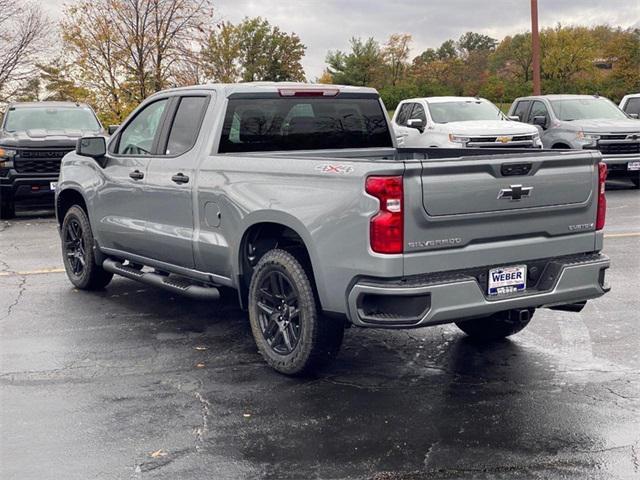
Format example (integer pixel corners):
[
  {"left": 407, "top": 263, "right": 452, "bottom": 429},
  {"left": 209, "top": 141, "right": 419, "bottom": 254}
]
[
  {"left": 540, "top": 26, "right": 597, "bottom": 92},
  {"left": 457, "top": 32, "right": 498, "bottom": 57},
  {"left": 38, "top": 60, "right": 93, "bottom": 102},
  {"left": 491, "top": 33, "right": 532, "bottom": 82},
  {"left": 326, "top": 37, "right": 383, "bottom": 86},
  {"left": 202, "top": 21, "right": 241, "bottom": 82},
  {"left": 382, "top": 33, "right": 412, "bottom": 86},
  {"left": 202, "top": 17, "right": 306, "bottom": 83},
  {"left": 236, "top": 17, "right": 305, "bottom": 82},
  {"left": 436, "top": 39, "right": 458, "bottom": 60},
  {"left": 14, "top": 77, "right": 41, "bottom": 102}
]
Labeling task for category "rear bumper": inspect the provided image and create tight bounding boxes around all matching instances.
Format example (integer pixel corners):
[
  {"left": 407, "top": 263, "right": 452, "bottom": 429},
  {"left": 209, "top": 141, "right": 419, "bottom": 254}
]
[{"left": 347, "top": 253, "right": 610, "bottom": 328}]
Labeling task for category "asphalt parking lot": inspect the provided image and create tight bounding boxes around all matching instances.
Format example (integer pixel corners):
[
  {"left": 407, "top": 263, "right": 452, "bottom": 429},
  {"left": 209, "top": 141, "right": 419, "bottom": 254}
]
[{"left": 1, "top": 180, "right": 639, "bottom": 480}]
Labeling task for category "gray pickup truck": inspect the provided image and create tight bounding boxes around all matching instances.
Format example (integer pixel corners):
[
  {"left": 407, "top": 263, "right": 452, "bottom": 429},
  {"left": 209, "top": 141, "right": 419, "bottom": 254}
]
[
  {"left": 55, "top": 83, "right": 610, "bottom": 375},
  {"left": 508, "top": 94, "right": 640, "bottom": 187}
]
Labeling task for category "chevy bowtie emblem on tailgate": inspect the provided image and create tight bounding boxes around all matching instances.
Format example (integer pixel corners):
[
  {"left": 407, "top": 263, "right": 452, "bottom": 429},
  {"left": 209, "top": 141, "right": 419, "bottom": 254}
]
[{"left": 498, "top": 184, "right": 533, "bottom": 200}]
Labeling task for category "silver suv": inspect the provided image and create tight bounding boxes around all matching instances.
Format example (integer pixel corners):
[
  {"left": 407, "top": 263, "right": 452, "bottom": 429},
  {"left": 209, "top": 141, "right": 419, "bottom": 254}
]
[{"left": 509, "top": 94, "right": 640, "bottom": 187}]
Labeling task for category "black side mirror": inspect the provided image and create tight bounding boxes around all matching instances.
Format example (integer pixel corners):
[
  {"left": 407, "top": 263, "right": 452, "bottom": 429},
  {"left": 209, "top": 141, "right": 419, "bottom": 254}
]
[
  {"left": 108, "top": 125, "right": 120, "bottom": 135},
  {"left": 76, "top": 137, "right": 106, "bottom": 159},
  {"left": 407, "top": 118, "right": 425, "bottom": 132},
  {"left": 532, "top": 115, "right": 548, "bottom": 128}
]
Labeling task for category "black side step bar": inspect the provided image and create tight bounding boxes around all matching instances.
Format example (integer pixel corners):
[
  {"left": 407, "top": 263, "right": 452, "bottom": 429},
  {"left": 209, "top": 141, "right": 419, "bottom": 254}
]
[{"left": 103, "top": 259, "right": 220, "bottom": 301}]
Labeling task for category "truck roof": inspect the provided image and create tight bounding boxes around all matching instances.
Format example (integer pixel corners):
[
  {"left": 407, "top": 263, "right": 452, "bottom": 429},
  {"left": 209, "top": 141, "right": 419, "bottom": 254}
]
[
  {"left": 7, "top": 101, "right": 93, "bottom": 109},
  {"left": 401, "top": 96, "right": 491, "bottom": 104},
  {"left": 147, "top": 82, "right": 379, "bottom": 98},
  {"left": 515, "top": 94, "right": 606, "bottom": 101}
]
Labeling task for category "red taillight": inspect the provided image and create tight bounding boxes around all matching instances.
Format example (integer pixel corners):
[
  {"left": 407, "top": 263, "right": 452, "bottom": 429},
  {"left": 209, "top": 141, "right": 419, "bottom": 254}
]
[
  {"left": 365, "top": 176, "right": 403, "bottom": 254},
  {"left": 596, "top": 162, "right": 607, "bottom": 230}
]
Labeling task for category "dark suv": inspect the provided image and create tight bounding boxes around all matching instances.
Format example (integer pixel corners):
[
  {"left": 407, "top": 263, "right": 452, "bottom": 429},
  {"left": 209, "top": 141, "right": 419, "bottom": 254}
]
[{"left": 0, "top": 101, "right": 104, "bottom": 219}]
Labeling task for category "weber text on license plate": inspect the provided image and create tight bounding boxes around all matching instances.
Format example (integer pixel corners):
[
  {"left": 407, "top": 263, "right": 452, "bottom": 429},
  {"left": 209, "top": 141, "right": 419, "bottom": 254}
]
[
  {"left": 627, "top": 161, "right": 640, "bottom": 171},
  {"left": 488, "top": 265, "right": 527, "bottom": 296}
]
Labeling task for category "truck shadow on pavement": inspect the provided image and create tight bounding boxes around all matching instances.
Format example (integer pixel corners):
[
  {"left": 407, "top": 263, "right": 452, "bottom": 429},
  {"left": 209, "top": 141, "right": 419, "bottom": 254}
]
[{"left": 79, "top": 277, "right": 633, "bottom": 478}]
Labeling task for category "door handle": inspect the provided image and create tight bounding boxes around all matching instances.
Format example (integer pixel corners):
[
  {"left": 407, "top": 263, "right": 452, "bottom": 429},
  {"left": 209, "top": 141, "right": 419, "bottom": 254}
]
[
  {"left": 171, "top": 173, "right": 189, "bottom": 184},
  {"left": 129, "top": 170, "right": 144, "bottom": 180}
]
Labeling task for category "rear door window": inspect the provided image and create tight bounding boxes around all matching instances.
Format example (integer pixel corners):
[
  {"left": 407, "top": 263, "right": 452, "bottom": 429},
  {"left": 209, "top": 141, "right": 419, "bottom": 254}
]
[
  {"left": 218, "top": 96, "right": 393, "bottom": 153},
  {"left": 512, "top": 100, "right": 531, "bottom": 122},
  {"left": 164, "top": 96, "right": 209, "bottom": 156}
]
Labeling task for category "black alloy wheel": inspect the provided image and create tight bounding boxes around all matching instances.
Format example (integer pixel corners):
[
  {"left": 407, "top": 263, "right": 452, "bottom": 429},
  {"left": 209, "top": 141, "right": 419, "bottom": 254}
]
[
  {"left": 256, "top": 270, "right": 301, "bottom": 355},
  {"left": 248, "top": 249, "right": 344, "bottom": 375},
  {"left": 61, "top": 205, "right": 113, "bottom": 290},
  {"left": 64, "top": 218, "right": 87, "bottom": 277}
]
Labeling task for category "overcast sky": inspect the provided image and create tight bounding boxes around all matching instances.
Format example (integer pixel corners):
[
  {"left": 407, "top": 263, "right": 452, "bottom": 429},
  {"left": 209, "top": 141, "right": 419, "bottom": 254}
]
[{"left": 42, "top": 0, "right": 640, "bottom": 80}]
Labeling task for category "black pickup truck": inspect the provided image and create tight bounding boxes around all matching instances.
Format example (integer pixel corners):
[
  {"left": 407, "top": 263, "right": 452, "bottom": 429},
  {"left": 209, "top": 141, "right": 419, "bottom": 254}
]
[{"left": 0, "top": 101, "right": 104, "bottom": 219}]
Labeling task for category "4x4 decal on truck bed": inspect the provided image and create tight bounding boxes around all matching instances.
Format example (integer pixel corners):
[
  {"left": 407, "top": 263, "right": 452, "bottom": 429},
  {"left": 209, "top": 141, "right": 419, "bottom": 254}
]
[{"left": 315, "top": 164, "right": 354, "bottom": 174}]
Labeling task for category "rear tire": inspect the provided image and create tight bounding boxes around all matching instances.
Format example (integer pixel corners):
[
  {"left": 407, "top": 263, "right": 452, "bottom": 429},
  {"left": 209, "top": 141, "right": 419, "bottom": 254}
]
[
  {"left": 61, "top": 205, "right": 113, "bottom": 290},
  {"left": 248, "top": 249, "right": 344, "bottom": 375},
  {"left": 455, "top": 309, "right": 534, "bottom": 341},
  {"left": 0, "top": 194, "right": 15, "bottom": 220}
]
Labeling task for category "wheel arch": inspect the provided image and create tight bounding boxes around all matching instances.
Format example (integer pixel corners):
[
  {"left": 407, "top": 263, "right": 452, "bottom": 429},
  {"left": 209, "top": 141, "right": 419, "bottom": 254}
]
[
  {"left": 235, "top": 215, "right": 323, "bottom": 310},
  {"left": 551, "top": 142, "right": 572, "bottom": 149},
  {"left": 56, "top": 188, "right": 88, "bottom": 227}
]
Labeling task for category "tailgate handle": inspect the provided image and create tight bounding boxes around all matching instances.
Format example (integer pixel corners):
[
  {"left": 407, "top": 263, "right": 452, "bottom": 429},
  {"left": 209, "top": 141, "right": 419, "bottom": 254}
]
[{"left": 501, "top": 163, "right": 532, "bottom": 176}]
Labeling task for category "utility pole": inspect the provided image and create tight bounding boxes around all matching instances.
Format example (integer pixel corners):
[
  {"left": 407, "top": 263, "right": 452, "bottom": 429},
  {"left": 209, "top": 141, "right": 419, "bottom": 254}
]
[{"left": 531, "top": 0, "right": 541, "bottom": 95}]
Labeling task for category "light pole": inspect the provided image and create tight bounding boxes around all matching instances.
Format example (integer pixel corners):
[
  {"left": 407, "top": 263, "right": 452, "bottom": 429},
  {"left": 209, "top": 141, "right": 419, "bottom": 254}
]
[{"left": 531, "top": 0, "right": 541, "bottom": 95}]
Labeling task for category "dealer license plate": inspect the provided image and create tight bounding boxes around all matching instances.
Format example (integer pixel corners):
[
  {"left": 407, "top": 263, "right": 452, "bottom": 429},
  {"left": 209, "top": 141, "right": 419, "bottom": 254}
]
[
  {"left": 488, "top": 265, "right": 527, "bottom": 296},
  {"left": 627, "top": 161, "right": 640, "bottom": 171},
  {"left": 50, "top": 182, "right": 57, "bottom": 191}
]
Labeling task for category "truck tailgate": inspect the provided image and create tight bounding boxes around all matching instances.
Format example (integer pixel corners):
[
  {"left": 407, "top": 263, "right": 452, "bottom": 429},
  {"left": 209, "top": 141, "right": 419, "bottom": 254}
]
[{"left": 402, "top": 149, "right": 602, "bottom": 275}]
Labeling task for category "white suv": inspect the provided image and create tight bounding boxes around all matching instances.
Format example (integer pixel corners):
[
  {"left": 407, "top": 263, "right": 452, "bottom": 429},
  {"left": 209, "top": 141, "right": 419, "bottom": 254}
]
[{"left": 392, "top": 96, "right": 541, "bottom": 149}]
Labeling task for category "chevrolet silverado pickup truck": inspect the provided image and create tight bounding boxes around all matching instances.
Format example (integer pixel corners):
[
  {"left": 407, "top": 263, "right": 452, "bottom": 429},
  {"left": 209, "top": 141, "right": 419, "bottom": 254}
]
[
  {"left": 392, "top": 96, "right": 542, "bottom": 149},
  {"left": 509, "top": 94, "right": 640, "bottom": 188},
  {"left": 0, "top": 101, "right": 104, "bottom": 218},
  {"left": 55, "top": 83, "right": 610, "bottom": 375}
]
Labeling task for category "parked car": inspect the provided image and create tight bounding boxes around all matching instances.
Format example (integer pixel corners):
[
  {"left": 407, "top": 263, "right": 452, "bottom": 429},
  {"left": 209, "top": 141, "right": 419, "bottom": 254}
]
[
  {"left": 0, "top": 101, "right": 104, "bottom": 219},
  {"left": 392, "top": 96, "right": 542, "bottom": 149},
  {"left": 619, "top": 93, "right": 640, "bottom": 118},
  {"left": 56, "top": 83, "right": 610, "bottom": 375},
  {"left": 509, "top": 94, "right": 640, "bottom": 188}
]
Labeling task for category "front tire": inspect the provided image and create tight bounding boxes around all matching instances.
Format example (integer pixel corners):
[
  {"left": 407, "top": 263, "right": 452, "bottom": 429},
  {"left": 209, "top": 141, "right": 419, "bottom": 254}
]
[
  {"left": 248, "top": 249, "right": 344, "bottom": 375},
  {"left": 61, "top": 205, "right": 113, "bottom": 290},
  {"left": 455, "top": 309, "right": 534, "bottom": 341}
]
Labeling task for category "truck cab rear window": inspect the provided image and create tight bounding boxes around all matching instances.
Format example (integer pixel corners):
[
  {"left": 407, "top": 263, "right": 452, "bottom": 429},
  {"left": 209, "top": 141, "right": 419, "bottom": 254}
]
[{"left": 218, "top": 97, "right": 393, "bottom": 153}]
